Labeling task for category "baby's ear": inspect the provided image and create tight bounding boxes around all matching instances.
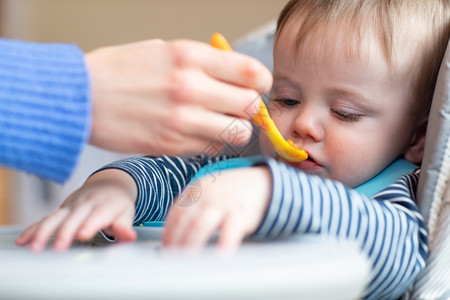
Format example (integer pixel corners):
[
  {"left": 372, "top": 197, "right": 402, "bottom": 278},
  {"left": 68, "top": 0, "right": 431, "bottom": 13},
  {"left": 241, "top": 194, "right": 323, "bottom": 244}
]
[{"left": 404, "top": 119, "right": 428, "bottom": 165}]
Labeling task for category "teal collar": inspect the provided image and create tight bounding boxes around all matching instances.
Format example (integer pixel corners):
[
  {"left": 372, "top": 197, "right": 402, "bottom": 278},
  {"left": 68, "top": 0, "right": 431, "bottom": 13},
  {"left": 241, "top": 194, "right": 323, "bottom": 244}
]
[
  {"left": 354, "top": 158, "right": 417, "bottom": 197},
  {"left": 191, "top": 156, "right": 263, "bottom": 182},
  {"left": 191, "top": 155, "right": 417, "bottom": 198}
]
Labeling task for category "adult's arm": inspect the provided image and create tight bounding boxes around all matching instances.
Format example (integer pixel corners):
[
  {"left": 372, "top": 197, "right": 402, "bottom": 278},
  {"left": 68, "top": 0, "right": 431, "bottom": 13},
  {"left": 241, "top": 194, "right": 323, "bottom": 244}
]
[
  {"left": 0, "top": 38, "right": 272, "bottom": 183},
  {"left": 0, "top": 38, "right": 90, "bottom": 182},
  {"left": 86, "top": 39, "right": 272, "bottom": 156}
]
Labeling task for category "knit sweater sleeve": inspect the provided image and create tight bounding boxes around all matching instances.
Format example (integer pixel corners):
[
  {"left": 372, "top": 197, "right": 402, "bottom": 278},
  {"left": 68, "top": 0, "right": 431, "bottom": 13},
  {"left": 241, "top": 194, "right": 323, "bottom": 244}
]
[
  {"left": 0, "top": 38, "right": 90, "bottom": 182},
  {"left": 253, "top": 158, "right": 427, "bottom": 300}
]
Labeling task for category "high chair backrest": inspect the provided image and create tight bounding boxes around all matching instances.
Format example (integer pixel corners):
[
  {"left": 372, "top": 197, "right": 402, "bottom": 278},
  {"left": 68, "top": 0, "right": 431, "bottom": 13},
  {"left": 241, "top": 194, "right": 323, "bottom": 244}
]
[
  {"left": 411, "top": 40, "right": 450, "bottom": 300},
  {"left": 233, "top": 23, "right": 450, "bottom": 300}
]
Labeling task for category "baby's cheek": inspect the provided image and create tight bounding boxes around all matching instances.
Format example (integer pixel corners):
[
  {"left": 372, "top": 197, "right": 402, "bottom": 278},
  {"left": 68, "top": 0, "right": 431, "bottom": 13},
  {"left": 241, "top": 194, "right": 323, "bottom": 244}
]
[
  {"left": 332, "top": 154, "right": 383, "bottom": 188},
  {"left": 327, "top": 143, "right": 374, "bottom": 188},
  {"left": 333, "top": 166, "right": 366, "bottom": 188}
]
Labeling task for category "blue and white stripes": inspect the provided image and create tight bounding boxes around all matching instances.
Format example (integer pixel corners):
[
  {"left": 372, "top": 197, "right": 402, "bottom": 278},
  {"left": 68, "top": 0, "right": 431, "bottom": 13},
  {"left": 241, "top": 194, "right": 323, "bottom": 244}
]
[
  {"left": 99, "top": 155, "right": 229, "bottom": 225},
  {"left": 100, "top": 154, "right": 427, "bottom": 300},
  {"left": 253, "top": 158, "right": 427, "bottom": 300}
]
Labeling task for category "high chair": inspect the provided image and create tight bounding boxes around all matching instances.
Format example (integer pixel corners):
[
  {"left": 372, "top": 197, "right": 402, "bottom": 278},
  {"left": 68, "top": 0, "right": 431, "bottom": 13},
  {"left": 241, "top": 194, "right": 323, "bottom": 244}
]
[
  {"left": 232, "top": 22, "right": 450, "bottom": 300},
  {"left": 0, "top": 23, "right": 446, "bottom": 300},
  {"left": 411, "top": 39, "right": 450, "bottom": 300}
]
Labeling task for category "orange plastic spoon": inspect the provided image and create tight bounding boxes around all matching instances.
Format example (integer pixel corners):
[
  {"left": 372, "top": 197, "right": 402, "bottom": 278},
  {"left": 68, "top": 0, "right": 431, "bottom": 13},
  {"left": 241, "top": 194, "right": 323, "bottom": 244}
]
[{"left": 210, "top": 33, "right": 307, "bottom": 162}]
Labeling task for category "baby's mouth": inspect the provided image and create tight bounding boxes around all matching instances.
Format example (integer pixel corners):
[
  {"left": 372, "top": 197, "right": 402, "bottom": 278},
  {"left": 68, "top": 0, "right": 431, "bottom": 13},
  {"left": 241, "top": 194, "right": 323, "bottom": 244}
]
[
  {"left": 278, "top": 151, "right": 315, "bottom": 163},
  {"left": 281, "top": 153, "right": 323, "bottom": 171},
  {"left": 304, "top": 154, "right": 315, "bottom": 163}
]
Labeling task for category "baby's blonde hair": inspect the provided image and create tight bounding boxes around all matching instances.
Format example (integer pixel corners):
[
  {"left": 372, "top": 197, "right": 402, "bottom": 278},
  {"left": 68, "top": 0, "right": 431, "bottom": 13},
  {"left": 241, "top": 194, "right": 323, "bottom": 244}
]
[{"left": 276, "top": 0, "right": 450, "bottom": 119}]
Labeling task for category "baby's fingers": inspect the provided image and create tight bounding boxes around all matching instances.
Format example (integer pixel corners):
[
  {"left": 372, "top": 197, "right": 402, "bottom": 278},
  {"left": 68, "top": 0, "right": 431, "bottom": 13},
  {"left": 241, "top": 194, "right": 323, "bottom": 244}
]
[
  {"left": 15, "top": 223, "right": 39, "bottom": 246},
  {"left": 75, "top": 201, "right": 136, "bottom": 242},
  {"left": 216, "top": 213, "right": 248, "bottom": 253},
  {"left": 162, "top": 206, "right": 194, "bottom": 247},
  {"left": 178, "top": 206, "right": 224, "bottom": 250},
  {"left": 52, "top": 205, "right": 94, "bottom": 252},
  {"left": 108, "top": 218, "right": 137, "bottom": 242},
  {"left": 16, "top": 209, "right": 70, "bottom": 252}
]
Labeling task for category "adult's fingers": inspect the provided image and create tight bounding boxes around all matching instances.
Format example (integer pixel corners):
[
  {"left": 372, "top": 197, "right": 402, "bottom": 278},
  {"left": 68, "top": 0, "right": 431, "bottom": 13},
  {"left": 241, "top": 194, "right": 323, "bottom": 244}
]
[
  {"left": 168, "top": 68, "right": 262, "bottom": 118},
  {"left": 168, "top": 106, "right": 254, "bottom": 146},
  {"left": 170, "top": 40, "right": 273, "bottom": 93},
  {"left": 98, "top": 118, "right": 226, "bottom": 156}
]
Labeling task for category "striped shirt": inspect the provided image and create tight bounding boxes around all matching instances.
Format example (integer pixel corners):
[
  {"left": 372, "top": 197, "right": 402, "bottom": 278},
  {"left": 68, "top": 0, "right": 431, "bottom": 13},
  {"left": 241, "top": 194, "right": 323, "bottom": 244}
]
[{"left": 100, "top": 154, "right": 427, "bottom": 300}]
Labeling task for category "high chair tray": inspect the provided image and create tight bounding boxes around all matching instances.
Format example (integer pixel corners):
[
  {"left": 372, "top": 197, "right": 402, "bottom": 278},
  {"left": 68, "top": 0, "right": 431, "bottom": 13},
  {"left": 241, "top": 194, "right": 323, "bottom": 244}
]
[{"left": 0, "top": 225, "right": 370, "bottom": 300}]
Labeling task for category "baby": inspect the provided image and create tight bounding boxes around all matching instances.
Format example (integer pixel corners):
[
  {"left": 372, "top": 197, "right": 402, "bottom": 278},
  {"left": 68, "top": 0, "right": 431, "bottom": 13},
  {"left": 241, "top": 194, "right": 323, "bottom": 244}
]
[{"left": 17, "top": 0, "right": 450, "bottom": 299}]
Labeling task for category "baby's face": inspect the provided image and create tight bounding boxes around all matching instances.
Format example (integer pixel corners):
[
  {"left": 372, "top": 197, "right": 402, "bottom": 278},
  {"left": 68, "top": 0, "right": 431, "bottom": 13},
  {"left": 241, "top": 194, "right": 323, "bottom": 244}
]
[{"left": 261, "top": 21, "right": 418, "bottom": 188}]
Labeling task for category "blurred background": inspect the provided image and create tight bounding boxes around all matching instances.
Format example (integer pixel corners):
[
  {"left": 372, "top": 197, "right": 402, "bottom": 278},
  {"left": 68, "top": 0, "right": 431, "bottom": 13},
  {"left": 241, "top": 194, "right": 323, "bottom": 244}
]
[
  {"left": 0, "top": 0, "right": 286, "bottom": 50},
  {"left": 0, "top": 0, "right": 287, "bottom": 225}
]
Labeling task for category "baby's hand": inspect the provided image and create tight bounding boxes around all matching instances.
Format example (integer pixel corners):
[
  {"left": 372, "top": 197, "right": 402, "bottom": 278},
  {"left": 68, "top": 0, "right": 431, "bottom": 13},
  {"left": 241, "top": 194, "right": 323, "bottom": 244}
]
[
  {"left": 15, "top": 169, "right": 138, "bottom": 252},
  {"left": 162, "top": 166, "right": 271, "bottom": 252}
]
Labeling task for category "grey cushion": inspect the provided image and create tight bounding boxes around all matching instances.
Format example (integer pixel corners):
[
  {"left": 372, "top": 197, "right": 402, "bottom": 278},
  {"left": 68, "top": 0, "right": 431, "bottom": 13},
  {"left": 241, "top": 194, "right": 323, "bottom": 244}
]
[{"left": 411, "top": 40, "right": 450, "bottom": 300}]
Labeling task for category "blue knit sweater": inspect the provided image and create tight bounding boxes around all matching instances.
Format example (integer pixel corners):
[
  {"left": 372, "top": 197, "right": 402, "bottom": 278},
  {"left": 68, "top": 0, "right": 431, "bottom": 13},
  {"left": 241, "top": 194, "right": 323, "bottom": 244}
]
[{"left": 0, "top": 38, "right": 90, "bottom": 182}]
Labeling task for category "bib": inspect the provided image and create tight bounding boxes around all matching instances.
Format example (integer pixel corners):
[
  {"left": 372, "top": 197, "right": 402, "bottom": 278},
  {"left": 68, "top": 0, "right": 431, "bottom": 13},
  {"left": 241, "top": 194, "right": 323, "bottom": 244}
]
[{"left": 140, "top": 157, "right": 416, "bottom": 227}]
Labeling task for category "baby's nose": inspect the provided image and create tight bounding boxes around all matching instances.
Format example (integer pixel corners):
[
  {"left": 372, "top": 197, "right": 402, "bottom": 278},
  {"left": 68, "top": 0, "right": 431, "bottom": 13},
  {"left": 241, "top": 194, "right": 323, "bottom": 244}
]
[{"left": 291, "top": 106, "right": 324, "bottom": 142}]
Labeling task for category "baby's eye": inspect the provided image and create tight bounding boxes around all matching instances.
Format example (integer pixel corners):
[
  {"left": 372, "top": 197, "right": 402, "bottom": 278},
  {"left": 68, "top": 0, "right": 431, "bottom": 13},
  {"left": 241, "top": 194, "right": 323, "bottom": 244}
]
[
  {"left": 271, "top": 98, "right": 301, "bottom": 107},
  {"left": 331, "top": 108, "right": 363, "bottom": 122},
  {"left": 284, "top": 99, "right": 300, "bottom": 106}
]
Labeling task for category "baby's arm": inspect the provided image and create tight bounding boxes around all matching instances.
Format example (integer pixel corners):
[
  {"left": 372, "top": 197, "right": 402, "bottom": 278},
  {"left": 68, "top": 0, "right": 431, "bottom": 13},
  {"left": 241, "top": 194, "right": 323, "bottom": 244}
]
[
  {"left": 16, "top": 154, "right": 230, "bottom": 252},
  {"left": 163, "top": 157, "right": 426, "bottom": 299},
  {"left": 16, "top": 168, "right": 138, "bottom": 252},
  {"left": 98, "top": 154, "right": 232, "bottom": 225},
  {"left": 253, "top": 159, "right": 427, "bottom": 300},
  {"left": 122, "top": 154, "right": 425, "bottom": 299}
]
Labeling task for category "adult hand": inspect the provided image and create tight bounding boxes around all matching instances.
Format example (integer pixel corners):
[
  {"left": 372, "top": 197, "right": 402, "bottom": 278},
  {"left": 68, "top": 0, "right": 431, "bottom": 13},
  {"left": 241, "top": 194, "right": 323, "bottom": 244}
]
[
  {"left": 86, "top": 39, "right": 273, "bottom": 155},
  {"left": 162, "top": 166, "right": 272, "bottom": 252}
]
